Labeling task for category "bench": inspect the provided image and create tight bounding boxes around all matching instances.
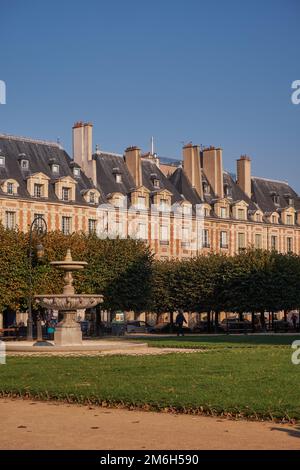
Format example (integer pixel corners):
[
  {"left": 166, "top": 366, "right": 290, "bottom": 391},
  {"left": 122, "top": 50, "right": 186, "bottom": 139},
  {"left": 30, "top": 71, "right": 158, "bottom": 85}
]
[{"left": 0, "top": 328, "right": 20, "bottom": 341}]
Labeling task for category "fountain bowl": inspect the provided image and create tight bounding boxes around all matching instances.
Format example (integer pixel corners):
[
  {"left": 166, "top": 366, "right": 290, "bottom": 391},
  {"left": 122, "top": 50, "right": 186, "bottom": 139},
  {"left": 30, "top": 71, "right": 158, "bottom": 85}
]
[{"left": 35, "top": 294, "right": 103, "bottom": 311}]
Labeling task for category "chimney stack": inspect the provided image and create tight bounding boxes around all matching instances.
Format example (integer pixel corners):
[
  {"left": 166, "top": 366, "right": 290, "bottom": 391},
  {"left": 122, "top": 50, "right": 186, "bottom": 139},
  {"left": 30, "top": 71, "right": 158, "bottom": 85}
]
[
  {"left": 124, "top": 146, "right": 142, "bottom": 187},
  {"left": 202, "top": 147, "right": 224, "bottom": 199},
  {"left": 182, "top": 143, "right": 203, "bottom": 199},
  {"left": 237, "top": 155, "right": 251, "bottom": 198},
  {"left": 72, "top": 122, "right": 96, "bottom": 185}
]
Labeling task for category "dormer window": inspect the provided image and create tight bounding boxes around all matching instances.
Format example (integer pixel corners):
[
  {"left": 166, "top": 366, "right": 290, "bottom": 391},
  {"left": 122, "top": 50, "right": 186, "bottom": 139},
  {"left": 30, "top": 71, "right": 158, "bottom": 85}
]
[
  {"left": 73, "top": 167, "right": 80, "bottom": 178},
  {"left": 0, "top": 155, "right": 5, "bottom": 167},
  {"left": 112, "top": 167, "right": 122, "bottom": 183},
  {"left": 89, "top": 192, "right": 95, "bottom": 204},
  {"left": 21, "top": 159, "right": 29, "bottom": 170},
  {"left": 151, "top": 173, "right": 160, "bottom": 189},
  {"left": 286, "top": 195, "right": 294, "bottom": 206},
  {"left": 159, "top": 199, "right": 169, "bottom": 212},
  {"left": 52, "top": 164, "right": 60, "bottom": 175},
  {"left": 220, "top": 207, "right": 227, "bottom": 218},
  {"left": 7, "top": 182, "right": 14, "bottom": 195},
  {"left": 271, "top": 193, "right": 280, "bottom": 205},
  {"left": 34, "top": 183, "right": 43, "bottom": 198},
  {"left": 224, "top": 184, "right": 232, "bottom": 197},
  {"left": 203, "top": 182, "right": 210, "bottom": 195},
  {"left": 62, "top": 187, "right": 70, "bottom": 201}
]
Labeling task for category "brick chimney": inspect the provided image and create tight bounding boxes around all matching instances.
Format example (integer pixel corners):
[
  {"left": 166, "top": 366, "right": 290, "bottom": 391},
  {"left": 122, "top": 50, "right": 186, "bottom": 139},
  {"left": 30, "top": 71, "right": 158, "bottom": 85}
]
[
  {"left": 124, "top": 146, "right": 142, "bottom": 187},
  {"left": 237, "top": 155, "right": 251, "bottom": 198},
  {"left": 202, "top": 147, "right": 224, "bottom": 199},
  {"left": 182, "top": 143, "right": 203, "bottom": 199},
  {"left": 72, "top": 122, "right": 96, "bottom": 185}
]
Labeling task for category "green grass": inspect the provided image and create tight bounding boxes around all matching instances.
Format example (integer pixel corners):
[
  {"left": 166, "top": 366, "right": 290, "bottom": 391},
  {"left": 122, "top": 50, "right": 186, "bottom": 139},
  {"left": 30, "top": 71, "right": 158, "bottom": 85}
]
[
  {"left": 130, "top": 334, "right": 300, "bottom": 350},
  {"left": 1, "top": 340, "right": 300, "bottom": 421}
]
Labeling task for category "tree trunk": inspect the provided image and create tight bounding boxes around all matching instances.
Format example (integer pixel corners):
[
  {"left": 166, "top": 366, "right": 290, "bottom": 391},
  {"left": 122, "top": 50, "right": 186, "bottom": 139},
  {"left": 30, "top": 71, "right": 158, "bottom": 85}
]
[
  {"left": 215, "top": 311, "right": 219, "bottom": 332},
  {"left": 207, "top": 311, "right": 211, "bottom": 333},
  {"left": 170, "top": 311, "right": 174, "bottom": 333},
  {"left": 251, "top": 312, "right": 255, "bottom": 333}
]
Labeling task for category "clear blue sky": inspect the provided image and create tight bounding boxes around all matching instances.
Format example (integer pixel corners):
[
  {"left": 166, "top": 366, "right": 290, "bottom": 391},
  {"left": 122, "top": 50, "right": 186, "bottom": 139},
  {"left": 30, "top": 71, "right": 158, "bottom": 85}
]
[{"left": 1, "top": 0, "right": 299, "bottom": 190}]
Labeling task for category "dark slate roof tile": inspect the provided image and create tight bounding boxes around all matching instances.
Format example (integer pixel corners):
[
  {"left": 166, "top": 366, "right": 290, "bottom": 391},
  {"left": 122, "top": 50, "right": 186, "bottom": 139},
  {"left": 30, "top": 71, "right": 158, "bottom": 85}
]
[
  {"left": 0, "top": 135, "right": 97, "bottom": 204},
  {"left": 251, "top": 177, "right": 299, "bottom": 213}
]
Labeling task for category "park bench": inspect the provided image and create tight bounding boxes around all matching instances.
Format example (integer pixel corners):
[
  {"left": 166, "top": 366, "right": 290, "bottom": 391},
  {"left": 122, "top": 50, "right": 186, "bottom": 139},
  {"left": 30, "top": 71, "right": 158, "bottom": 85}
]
[{"left": 0, "top": 328, "right": 20, "bottom": 341}]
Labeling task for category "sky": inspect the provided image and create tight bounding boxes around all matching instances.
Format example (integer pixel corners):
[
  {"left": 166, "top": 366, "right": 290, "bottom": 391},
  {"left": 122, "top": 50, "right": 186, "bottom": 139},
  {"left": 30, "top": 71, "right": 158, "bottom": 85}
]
[{"left": 1, "top": 0, "right": 299, "bottom": 190}]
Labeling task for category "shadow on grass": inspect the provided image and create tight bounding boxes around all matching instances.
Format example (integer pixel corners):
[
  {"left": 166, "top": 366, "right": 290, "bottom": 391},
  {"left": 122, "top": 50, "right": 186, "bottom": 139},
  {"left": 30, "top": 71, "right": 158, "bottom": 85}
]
[{"left": 131, "top": 334, "right": 300, "bottom": 348}]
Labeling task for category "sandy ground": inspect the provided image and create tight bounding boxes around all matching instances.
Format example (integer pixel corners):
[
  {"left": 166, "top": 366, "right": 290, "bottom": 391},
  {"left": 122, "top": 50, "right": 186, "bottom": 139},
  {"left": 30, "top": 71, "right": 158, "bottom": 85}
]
[
  {"left": 6, "top": 347, "right": 202, "bottom": 356},
  {"left": 1, "top": 399, "right": 299, "bottom": 450}
]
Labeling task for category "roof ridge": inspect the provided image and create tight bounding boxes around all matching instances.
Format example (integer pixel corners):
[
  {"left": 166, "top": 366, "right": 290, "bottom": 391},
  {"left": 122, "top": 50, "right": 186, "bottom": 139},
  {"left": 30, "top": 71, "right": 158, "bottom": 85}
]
[
  {"left": 252, "top": 176, "right": 289, "bottom": 185},
  {"left": 0, "top": 133, "right": 61, "bottom": 148}
]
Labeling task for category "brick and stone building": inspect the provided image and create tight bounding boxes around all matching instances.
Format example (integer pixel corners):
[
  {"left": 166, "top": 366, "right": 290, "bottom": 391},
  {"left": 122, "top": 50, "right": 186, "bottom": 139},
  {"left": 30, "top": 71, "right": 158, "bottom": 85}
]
[{"left": 1, "top": 122, "right": 300, "bottom": 260}]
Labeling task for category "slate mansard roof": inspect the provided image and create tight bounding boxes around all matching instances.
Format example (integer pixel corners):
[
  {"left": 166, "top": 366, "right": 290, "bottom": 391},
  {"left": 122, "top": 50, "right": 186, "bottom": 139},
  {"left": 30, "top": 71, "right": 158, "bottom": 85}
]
[
  {"left": 94, "top": 152, "right": 183, "bottom": 204},
  {"left": 251, "top": 177, "right": 300, "bottom": 214},
  {"left": 0, "top": 134, "right": 98, "bottom": 204},
  {"left": 1, "top": 132, "right": 299, "bottom": 219}
]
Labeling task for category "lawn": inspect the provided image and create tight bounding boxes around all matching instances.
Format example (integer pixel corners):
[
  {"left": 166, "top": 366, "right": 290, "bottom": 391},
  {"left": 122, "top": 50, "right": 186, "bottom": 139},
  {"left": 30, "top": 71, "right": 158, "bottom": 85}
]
[{"left": 1, "top": 337, "right": 300, "bottom": 421}]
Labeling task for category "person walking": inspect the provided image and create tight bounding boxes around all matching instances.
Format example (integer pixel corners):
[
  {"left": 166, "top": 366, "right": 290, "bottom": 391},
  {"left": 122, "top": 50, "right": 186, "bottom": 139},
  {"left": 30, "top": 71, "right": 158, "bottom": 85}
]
[
  {"left": 175, "top": 310, "right": 187, "bottom": 337},
  {"left": 291, "top": 313, "right": 298, "bottom": 331}
]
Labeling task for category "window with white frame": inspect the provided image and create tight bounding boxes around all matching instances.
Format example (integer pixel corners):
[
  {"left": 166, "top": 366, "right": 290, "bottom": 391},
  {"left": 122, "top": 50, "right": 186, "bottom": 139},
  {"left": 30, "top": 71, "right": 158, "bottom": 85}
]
[
  {"left": 62, "top": 187, "right": 70, "bottom": 201},
  {"left": 89, "top": 192, "right": 95, "bottom": 204},
  {"left": 153, "top": 179, "right": 160, "bottom": 189},
  {"left": 220, "top": 207, "right": 227, "bottom": 218},
  {"left": 271, "top": 235, "right": 277, "bottom": 250},
  {"left": 137, "top": 196, "right": 146, "bottom": 209},
  {"left": 7, "top": 182, "right": 14, "bottom": 195},
  {"left": 202, "top": 229, "right": 209, "bottom": 247},
  {"left": 115, "top": 173, "right": 122, "bottom": 183},
  {"left": 5, "top": 211, "right": 16, "bottom": 229},
  {"left": 182, "top": 226, "right": 190, "bottom": 247},
  {"left": 34, "top": 183, "right": 43, "bottom": 198},
  {"left": 0, "top": 156, "right": 5, "bottom": 167},
  {"left": 160, "top": 225, "right": 169, "bottom": 244},
  {"left": 62, "top": 216, "right": 72, "bottom": 235},
  {"left": 34, "top": 213, "right": 45, "bottom": 230},
  {"left": 88, "top": 219, "right": 97, "bottom": 234},
  {"left": 52, "top": 164, "right": 59, "bottom": 174},
  {"left": 21, "top": 159, "right": 29, "bottom": 170},
  {"left": 286, "top": 214, "right": 293, "bottom": 225},
  {"left": 159, "top": 199, "right": 169, "bottom": 212},
  {"left": 238, "top": 208, "right": 245, "bottom": 220},
  {"left": 220, "top": 231, "right": 228, "bottom": 248},
  {"left": 238, "top": 232, "right": 246, "bottom": 250},
  {"left": 255, "top": 233, "right": 262, "bottom": 249},
  {"left": 137, "top": 223, "right": 147, "bottom": 240},
  {"left": 116, "top": 221, "right": 123, "bottom": 237},
  {"left": 73, "top": 167, "right": 80, "bottom": 178}
]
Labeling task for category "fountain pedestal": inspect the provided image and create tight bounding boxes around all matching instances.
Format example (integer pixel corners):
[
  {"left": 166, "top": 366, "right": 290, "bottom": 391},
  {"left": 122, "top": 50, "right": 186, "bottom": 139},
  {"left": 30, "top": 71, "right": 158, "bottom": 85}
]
[
  {"left": 54, "top": 311, "right": 82, "bottom": 346},
  {"left": 34, "top": 249, "right": 103, "bottom": 347}
]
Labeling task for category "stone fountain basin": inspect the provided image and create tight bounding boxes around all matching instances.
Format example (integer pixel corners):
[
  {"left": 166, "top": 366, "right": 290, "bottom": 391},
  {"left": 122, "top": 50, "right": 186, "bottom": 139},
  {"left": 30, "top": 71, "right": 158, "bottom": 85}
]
[{"left": 34, "top": 294, "right": 103, "bottom": 311}]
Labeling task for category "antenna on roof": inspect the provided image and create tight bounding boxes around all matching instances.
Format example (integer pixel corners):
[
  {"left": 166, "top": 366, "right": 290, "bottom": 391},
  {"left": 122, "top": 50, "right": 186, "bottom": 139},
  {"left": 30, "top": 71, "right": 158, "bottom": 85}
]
[{"left": 151, "top": 136, "right": 154, "bottom": 155}]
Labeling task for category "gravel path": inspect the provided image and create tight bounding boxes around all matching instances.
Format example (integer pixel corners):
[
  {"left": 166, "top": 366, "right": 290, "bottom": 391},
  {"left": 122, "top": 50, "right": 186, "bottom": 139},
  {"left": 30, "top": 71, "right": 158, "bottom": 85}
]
[{"left": 0, "top": 399, "right": 299, "bottom": 450}]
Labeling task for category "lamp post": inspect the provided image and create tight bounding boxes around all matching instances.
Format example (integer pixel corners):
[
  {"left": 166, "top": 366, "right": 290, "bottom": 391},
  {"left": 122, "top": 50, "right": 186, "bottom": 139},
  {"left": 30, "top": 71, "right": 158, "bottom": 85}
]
[{"left": 27, "top": 216, "right": 47, "bottom": 341}]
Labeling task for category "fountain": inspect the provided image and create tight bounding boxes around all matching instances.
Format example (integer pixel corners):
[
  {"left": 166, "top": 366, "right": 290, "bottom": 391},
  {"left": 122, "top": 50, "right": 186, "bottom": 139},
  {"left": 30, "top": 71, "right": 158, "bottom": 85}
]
[
  {"left": 34, "top": 249, "right": 103, "bottom": 346},
  {"left": 6, "top": 248, "right": 147, "bottom": 353}
]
